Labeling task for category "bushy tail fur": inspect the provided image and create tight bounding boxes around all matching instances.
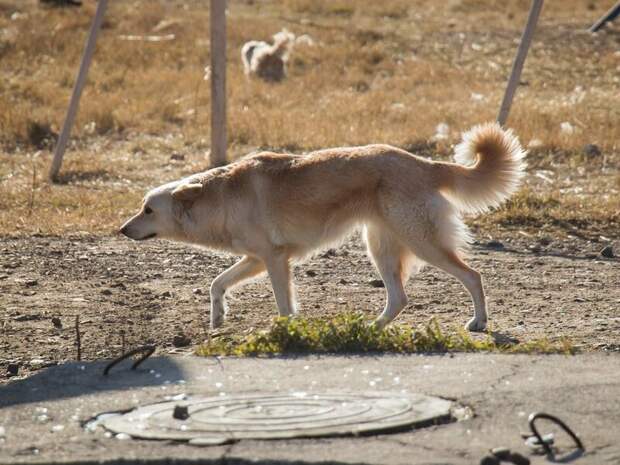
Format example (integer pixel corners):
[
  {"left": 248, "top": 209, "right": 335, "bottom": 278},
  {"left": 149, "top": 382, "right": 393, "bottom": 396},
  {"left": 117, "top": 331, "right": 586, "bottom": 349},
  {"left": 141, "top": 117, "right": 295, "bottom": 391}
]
[{"left": 439, "top": 122, "right": 527, "bottom": 214}]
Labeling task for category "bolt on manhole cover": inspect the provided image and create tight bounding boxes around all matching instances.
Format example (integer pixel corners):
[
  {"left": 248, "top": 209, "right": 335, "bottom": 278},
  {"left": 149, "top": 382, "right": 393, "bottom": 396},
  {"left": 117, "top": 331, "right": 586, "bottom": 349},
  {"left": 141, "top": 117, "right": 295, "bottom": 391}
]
[{"left": 94, "top": 392, "right": 453, "bottom": 445}]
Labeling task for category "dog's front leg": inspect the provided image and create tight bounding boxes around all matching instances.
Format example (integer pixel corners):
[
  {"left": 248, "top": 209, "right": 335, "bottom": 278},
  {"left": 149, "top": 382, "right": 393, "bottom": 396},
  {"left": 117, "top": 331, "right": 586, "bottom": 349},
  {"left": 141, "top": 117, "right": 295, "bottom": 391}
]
[
  {"left": 210, "top": 256, "right": 265, "bottom": 329},
  {"left": 264, "top": 252, "right": 296, "bottom": 317}
]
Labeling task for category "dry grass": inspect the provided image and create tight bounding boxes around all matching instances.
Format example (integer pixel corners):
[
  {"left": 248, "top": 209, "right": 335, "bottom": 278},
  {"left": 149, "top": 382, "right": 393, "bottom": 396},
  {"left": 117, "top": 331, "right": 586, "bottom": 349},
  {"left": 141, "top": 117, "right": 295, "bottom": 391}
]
[{"left": 0, "top": 0, "right": 618, "bottom": 236}]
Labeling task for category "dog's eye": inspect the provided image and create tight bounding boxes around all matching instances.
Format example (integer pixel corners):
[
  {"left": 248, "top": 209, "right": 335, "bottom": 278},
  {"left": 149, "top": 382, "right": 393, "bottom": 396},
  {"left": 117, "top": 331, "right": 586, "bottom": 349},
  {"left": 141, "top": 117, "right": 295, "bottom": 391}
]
[{"left": 144, "top": 206, "right": 153, "bottom": 215}]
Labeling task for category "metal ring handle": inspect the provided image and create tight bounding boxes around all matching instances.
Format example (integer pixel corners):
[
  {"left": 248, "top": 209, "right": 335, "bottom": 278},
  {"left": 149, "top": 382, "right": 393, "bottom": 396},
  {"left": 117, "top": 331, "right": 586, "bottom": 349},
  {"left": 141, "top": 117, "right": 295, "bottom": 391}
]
[
  {"left": 528, "top": 412, "right": 584, "bottom": 456},
  {"left": 103, "top": 345, "right": 156, "bottom": 375}
]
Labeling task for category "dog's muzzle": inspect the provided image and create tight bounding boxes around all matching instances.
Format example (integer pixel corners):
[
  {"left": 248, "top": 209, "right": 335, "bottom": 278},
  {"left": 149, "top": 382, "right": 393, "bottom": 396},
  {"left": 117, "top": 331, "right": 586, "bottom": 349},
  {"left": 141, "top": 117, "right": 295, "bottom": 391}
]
[{"left": 119, "top": 226, "right": 156, "bottom": 241}]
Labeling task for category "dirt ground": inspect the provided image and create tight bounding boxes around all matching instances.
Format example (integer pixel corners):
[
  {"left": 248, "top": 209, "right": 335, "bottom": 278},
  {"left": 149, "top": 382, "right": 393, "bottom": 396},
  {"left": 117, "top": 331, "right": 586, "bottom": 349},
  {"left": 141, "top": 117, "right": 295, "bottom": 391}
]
[
  {"left": 1, "top": 231, "right": 618, "bottom": 384},
  {"left": 1, "top": 0, "right": 619, "bottom": 386}
]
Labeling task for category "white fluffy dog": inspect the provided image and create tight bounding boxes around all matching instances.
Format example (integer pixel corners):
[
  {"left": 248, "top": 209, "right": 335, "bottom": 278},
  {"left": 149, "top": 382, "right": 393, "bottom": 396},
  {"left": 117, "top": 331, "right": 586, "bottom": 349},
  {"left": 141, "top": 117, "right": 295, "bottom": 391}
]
[{"left": 241, "top": 29, "right": 296, "bottom": 82}]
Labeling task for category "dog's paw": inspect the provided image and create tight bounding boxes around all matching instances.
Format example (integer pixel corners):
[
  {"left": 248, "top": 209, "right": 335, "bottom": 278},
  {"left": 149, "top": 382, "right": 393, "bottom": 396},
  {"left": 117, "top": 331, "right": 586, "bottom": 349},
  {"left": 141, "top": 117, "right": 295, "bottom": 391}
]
[
  {"left": 465, "top": 317, "right": 487, "bottom": 332},
  {"left": 371, "top": 318, "right": 387, "bottom": 332}
]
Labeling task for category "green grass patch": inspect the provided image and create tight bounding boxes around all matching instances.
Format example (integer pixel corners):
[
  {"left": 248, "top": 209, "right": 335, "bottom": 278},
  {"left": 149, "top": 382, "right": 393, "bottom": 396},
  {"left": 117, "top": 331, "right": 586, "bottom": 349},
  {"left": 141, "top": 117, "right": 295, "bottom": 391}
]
[{"left": 196, "top": 312, "right": 575, "bottom": 357}]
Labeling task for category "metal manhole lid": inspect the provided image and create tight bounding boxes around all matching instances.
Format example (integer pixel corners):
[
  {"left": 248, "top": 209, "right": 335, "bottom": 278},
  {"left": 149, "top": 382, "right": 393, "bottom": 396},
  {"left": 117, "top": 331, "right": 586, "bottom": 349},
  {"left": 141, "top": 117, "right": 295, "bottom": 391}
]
[{"left": 98, "top": 392, "right": 453, "bottom": 442}]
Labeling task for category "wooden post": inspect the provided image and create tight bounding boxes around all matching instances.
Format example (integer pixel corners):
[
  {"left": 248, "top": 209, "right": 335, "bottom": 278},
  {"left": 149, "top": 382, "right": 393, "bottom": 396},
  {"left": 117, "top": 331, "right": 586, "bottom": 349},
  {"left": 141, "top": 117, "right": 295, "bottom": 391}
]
[
  {"left": 589, "top": 1, "right": 620, "bottom": 32},
  {"left": 49, "top": 0, "right": 109, "bottom": 182},
  {"left": 497, "top": 0, "right": 543, "bottom": 126},
  {"left": 210, "top": 0, "right": 227, "bottom": 166}
]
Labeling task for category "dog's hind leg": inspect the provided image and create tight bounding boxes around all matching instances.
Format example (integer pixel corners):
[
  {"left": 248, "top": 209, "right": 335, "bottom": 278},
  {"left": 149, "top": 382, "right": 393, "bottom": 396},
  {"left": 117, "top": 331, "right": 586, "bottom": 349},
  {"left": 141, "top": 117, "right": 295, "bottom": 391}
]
[
  {"left": 405, "top": 244, "right": 487, "bottom": 332},
  {"left": 210, "top": 256, "right": 265, "bottom": 329},
  {"left": 364, "top": 225, "right": 413, "bottom": 330},
  {"left": 264, "top": 251, "right": 297, "bottom": 317}
]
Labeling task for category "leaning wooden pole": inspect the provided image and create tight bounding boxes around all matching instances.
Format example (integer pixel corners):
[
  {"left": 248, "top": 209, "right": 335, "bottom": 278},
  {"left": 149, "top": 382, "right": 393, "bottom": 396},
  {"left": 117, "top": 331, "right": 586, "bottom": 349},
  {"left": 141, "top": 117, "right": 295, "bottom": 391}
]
[
  {"left": 210, "top": 0, "right": 227, "bottom": 166},
  {"left": 589, "top": 0, "right": 620, "bottom": 32},
  {"left": 497, "top": 0, "right": 543, "bottom": 126},
  {"left": 49, "top": 0, "right": 109, "bottom": 182}
]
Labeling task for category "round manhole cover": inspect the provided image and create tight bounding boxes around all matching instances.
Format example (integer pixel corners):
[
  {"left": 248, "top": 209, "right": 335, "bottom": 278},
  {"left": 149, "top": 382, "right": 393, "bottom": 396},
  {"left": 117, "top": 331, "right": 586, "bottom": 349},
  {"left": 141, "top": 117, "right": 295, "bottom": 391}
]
[{"left": 98, "top": 392, "right": 453, "bottom": 443}]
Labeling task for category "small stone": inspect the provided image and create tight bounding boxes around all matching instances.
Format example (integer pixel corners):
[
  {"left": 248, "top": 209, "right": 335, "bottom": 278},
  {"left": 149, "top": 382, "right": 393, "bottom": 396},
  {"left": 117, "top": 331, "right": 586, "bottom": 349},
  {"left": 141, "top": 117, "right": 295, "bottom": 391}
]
[
  {"left": 339, "top": 278, "right": 348, "bottom": 285},
  {"left": 29, "top": 358, "right": 45, "bottom": 368},
  {"left": 161, "top": 290, "right": 172, "bottom": 298},
  {"left": 485, "top": 240, "right": 505, "bottom": 250},
  {"left": 600, "top": 245, "right": 614, "bottom": 258},
  {"left": 538, "top": 236, "right": 551, "bottom": 246},
  {"left": 115, "top": 433, "right": 131, "bottom": 440},
  {"left": 0, "top": 426, "right": 5, "bottom": 438},
  {"left": 100, "top": 289, "right": 112, "bottom": 296},
  {"left": 583, "top": 143, "right": 601, "bottom": 156},
  {"left": 192, "top": 288, "right": 203, "bottom": 295},
  {"left": 305, "top": 270, "right": 317, "bottom": 277},
  {"left": 7, "top": 363, "right": 19, "bottom": 377},
  {"left": 170, "top": 153, "right": 185, "bottom": 161},
  {"left": 369, "top": 279, "right": 384, "bottom": 288},
  {"left": 51, "top": 317, "right": 62, "bottom": 328},
  {"left": 173, "top": 334, "right": 191, "bottom": 348},
  {"left": 24, "top": 279, "right": 38, "bottom": 287}
]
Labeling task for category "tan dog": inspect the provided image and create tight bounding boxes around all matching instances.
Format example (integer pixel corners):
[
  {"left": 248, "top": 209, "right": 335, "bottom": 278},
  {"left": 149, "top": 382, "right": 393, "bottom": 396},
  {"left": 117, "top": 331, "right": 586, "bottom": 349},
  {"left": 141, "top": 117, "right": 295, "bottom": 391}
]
[{"left": 120, "top": 123, "right": 525, "bottom": 331}]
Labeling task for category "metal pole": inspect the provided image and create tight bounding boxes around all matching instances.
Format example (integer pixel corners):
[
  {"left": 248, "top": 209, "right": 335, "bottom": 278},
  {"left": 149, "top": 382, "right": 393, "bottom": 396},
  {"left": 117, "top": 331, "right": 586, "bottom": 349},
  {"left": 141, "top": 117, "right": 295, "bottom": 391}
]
[
  {"left": 497, "top": 0, "right": 543, "bottom": 126},
  {"left": 49, "top": 0, "right": 109, "bottom": 182},
  {"left": 210, "top": 0, "right": 227, "bottom": 166},
  {"left": 589, "top": 0, "right": 620, "bottom": 32}
]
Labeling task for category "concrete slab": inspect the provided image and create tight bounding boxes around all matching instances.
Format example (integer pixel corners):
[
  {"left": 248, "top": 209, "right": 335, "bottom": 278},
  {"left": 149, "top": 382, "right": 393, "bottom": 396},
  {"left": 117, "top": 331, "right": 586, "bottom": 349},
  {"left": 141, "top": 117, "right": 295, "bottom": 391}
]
[{"left": 1, "top": 354, "right": 619, "bottom": 464}]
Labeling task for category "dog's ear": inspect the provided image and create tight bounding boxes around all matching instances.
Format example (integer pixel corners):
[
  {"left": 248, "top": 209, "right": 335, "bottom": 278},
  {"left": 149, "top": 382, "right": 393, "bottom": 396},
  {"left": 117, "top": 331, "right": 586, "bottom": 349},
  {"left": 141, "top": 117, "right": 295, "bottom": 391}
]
[{"left": 171, "top": 183, "right": 203, "bottom": 202}]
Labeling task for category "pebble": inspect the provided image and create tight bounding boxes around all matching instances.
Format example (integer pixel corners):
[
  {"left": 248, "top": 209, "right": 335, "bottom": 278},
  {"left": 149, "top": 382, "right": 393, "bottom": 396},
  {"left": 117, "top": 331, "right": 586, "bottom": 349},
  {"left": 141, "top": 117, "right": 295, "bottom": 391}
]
[
  {"left": 0, "top": 426, "right": 5, "bottom": 438},
  {"left": 485, "top": 240, "right": 505, "bottom": 250},
  {"left": 100, "top": 289, "right": 112, "bottom": 296},
  {"left": 51, "top": 317, "right": 62, "bottom": 328},
  {"left": 368, "top": 279, "right": 384, "bottom": 288},
  {"left": 29, "top": 358, "right": 45, "bottom": 368},
  {"left": 305, "top": 270, "right": 317, "bottom": 277},
  {"left": 192, "top": 288, "right": 203, "bottom": 295},
  {"left": 172, "top": 334, "right": 191, "bottom": 348},
  {"left": 24, "top": 279, "right": 38, "bottom": 287},
  {"left": 161, "top": 290, "right": 172, "bottom": 298},
  {"left": 7, "top": 363, "right": 19, "bottom": 377},
  {"left": 583, "top": 143, "right": 601, "bottom": 156},
  {"left": 600, "top": 245, "right": 614, "bottom": 258},
  {"left": 170, "top": 153, "right": 185, "bottom": 161}
]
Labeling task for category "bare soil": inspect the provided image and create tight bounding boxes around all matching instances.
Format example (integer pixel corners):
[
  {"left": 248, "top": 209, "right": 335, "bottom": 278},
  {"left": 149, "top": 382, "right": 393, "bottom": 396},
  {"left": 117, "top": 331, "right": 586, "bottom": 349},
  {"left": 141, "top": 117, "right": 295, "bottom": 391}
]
[{"left": 1, "top": 232, "right": 618, "bottom": 383}]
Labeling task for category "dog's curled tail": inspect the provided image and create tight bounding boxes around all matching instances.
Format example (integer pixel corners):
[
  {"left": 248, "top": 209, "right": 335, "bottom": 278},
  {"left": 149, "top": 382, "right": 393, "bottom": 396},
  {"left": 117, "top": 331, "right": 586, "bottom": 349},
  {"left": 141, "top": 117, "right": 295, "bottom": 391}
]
[{"left": 440, "top": 122, "right": 527, "bottom": 214}]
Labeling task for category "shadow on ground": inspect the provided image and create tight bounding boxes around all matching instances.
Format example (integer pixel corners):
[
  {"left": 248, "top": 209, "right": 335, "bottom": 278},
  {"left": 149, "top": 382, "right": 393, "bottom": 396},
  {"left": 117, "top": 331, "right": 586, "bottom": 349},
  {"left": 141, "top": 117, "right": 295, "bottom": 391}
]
[{"left": 0, "top": 356, "right": 193, "bottom": 408}]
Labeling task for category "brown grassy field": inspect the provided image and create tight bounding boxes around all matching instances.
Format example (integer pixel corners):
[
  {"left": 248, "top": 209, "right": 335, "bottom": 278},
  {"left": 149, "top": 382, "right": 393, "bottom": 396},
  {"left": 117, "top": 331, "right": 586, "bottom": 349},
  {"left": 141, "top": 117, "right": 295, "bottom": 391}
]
[{"left": 0, "top": 0, "right": 619, "bottom": 237}]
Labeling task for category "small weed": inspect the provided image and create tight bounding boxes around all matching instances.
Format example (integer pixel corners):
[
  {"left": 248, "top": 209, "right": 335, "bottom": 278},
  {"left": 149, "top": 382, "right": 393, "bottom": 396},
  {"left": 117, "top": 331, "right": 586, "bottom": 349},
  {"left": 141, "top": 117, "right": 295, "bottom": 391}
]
[{"left": 196, "top": 312, "right": 575, "bottom": 357}]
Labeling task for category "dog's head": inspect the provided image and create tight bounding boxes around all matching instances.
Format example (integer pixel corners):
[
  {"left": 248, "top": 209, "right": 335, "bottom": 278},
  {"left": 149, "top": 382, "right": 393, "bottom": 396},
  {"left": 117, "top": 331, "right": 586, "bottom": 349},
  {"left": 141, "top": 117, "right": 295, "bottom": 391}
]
[{"left": 119, "top": 180, "right": 203, "bottom": 241}]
